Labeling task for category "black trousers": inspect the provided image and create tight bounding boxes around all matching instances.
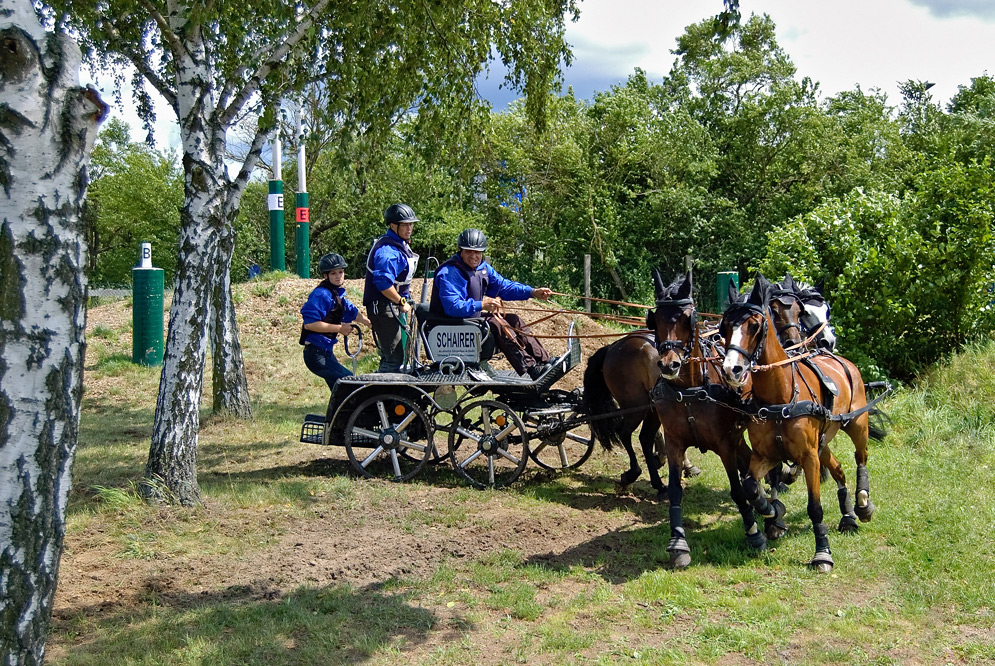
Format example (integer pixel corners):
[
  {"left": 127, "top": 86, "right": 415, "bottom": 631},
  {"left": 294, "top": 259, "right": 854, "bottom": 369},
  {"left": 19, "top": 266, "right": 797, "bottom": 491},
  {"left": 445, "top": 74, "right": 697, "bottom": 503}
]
[
  {"left": 484, "top": 312, "right": 550, "bottom": 375},
  {"left": 367, "top": 300, "right": 407, "bottom": 373}
]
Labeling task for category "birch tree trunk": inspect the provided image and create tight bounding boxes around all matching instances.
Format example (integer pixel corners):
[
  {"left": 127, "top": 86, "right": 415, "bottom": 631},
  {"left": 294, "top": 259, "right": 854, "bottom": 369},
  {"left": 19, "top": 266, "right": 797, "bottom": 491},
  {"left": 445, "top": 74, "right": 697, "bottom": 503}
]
[
  {"left": 211, "top": 219, "right": 251, "bottom": 418},
  {"left": 0, "top": 1, "right": 106, "bottom": 664}
]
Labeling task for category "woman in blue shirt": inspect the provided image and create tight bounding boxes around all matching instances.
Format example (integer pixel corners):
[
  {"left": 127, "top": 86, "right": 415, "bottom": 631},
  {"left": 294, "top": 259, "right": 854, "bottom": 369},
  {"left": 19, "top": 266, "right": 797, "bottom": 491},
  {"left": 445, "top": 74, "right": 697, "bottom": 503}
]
[{"left": 300, "top": 253, "right": 371, "bottom": 391}]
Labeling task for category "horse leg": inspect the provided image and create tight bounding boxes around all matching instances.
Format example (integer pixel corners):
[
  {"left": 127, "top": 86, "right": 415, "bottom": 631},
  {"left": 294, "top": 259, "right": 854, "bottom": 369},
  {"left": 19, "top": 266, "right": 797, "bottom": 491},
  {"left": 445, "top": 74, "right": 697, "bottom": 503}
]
[
  {"left": 762, "top": 466, "right": 789, "bottom": 540},
  {"left": 616, "top": 415, "right": 642, "bottom": 492},
  {"left": 845, "top": 416, "right": 875, "bottom": 522},
  {"left": 743, "top": 456, "right": 782, "bottom": 552},
  {"left": 820, "top": 445, "right": 858, "bottom": 533},
  {"left": 639, "top": 419, "right": 667, "bottom": 499},
  {"left": 721, "top": 440, "right": 761, "bottom": 551},
  {"left": 801, "top": 449, "right": 834, "bottom": 572},
  {"left": 666, "top": 444, "right": 691, "bottom": 568}
]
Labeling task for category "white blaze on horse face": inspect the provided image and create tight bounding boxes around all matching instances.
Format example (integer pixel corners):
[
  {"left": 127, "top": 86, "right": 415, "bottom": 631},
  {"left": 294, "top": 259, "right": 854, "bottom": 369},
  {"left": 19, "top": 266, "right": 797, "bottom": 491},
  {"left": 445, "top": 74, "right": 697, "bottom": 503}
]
[
  {"left": 723, "top": 326, "right": 749, "bottom": 387},
  {"left": 802, "top": 302, "right": 837, "bottom": 350}
]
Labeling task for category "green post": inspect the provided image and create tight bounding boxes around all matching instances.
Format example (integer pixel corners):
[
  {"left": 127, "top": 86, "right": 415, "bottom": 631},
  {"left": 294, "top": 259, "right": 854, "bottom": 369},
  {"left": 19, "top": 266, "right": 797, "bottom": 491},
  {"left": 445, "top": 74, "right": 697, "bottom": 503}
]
[
  {"left": 132, "top": 242, "right": 164, "bottom": 366},
  {"left": 717, "top": 271, "right": 739, "bottom": 311},
  {"left": 295, "top": 191, "right": 309, "bottom": 278},
  {"left": 268, "top": 179, "right": 285, "bottom": 271}
]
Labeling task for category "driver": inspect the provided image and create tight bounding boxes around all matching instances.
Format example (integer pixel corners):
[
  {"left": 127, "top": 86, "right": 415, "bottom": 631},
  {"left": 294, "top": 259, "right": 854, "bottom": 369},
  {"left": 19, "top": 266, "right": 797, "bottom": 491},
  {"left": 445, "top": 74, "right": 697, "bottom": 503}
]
[{"left": 430, "top": 228, "right": 553, "bottom": 379}]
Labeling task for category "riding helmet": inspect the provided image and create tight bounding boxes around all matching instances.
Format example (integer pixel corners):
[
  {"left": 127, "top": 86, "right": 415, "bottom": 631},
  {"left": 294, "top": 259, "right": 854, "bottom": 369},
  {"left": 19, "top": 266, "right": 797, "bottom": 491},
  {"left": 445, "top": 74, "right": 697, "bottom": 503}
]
[
  {"left": 383, "top": 203, "right": 418, "bottom": 225},
  {"left": 318, "top": 253, "right": 348, "bottom": 274},
  {"left": 457, "top": 228, "right": 488, "bottom": 251}
]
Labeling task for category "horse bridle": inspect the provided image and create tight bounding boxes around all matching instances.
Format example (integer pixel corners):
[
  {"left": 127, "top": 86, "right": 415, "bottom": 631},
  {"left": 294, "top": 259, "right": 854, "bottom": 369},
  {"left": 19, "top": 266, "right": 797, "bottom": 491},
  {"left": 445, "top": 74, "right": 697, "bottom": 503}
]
[
  {"left": 654, "top": 298, "right": 698, "bottom": 362},
  {"left": 770, "top": 289, "right": 803, "bottom": 340},
  {"left": 723, "top": 302, "right": 769, "bottom": 369}
]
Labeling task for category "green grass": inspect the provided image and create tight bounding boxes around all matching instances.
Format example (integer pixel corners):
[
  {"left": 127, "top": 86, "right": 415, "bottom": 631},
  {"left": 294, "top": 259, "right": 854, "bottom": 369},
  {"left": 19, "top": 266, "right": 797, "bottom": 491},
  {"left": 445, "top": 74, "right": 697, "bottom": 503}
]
[{"left": 54, "top": 285, "right": 995, "bottom": 665}]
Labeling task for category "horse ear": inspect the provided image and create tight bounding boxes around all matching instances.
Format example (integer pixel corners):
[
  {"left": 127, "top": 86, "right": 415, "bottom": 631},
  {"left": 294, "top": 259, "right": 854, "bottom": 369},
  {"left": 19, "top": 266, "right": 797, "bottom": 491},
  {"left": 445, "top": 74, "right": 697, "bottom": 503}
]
[
  {"left": 783, "top": 273, "right": 796, "bottom": 290},
  {"left": 675, "top": 271, "right": 693, "bottom": 300},
  {"left": 645, "top": 309, "right": 655, "bottom": 331},
  {"left": 749, "top": 274, "right": 771, "bottom": 306},
  {"left": 814, "top": 277, "right": 826, "bottom": 295},
  {"left": 652, "top": 268, "right": 666, "bottom": 300}
]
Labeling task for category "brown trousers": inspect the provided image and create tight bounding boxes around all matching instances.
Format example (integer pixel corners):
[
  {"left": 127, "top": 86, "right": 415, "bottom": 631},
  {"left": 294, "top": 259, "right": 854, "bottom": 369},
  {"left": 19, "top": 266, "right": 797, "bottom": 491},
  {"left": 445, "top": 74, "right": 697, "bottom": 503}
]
[{"left": 483, "top": 312, "right": 550, "bottom": 375}]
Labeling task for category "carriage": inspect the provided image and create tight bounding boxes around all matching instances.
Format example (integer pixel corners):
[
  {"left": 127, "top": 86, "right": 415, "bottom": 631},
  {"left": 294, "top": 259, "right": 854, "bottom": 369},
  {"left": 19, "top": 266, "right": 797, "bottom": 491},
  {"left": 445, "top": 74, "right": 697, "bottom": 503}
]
[{"left": 299, "top": 302, "right": 594, "bottom": 489}]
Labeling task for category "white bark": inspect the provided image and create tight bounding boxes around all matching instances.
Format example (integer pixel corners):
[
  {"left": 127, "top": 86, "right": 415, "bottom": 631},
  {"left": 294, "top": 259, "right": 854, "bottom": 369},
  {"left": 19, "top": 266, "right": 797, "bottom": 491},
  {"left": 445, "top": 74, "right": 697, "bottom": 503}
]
[{"left": 0, "top": 1, "right": 106, "bottom": 664}]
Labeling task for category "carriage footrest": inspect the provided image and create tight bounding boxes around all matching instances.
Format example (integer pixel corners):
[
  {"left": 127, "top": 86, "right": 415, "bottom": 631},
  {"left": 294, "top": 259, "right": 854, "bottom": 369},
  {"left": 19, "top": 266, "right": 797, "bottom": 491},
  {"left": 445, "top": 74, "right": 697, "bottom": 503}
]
[{"left": 300, "top": 414, "right": 326, "bottom": 444}]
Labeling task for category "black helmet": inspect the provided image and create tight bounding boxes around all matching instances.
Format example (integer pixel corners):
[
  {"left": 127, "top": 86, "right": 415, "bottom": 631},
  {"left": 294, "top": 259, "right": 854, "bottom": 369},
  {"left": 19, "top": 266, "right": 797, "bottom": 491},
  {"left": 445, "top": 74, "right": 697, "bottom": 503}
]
[
  {"left": 457, "top": 228, "right": 488, "bottom": 251},
  {"left": 318, "top": 253, "right": 347, "bottom": 274},
  {"left": 384, "top": 203, "right": 418, "bottom": 225}
]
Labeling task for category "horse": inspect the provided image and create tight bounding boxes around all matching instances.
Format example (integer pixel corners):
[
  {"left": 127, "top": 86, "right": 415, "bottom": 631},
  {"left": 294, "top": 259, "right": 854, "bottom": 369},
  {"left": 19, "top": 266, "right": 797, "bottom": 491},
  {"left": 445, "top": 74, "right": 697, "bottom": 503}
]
[
  {"left": 648, "top": 270, "right": 767, "bottom": 568},
  {"left": 720, "top": 275, "right": 882, "bottom": 572},
  {"left": 770, "top": 274, "right": 837, "bottom": 352},
  {"left": 582, "top": 313, "right": 700, "bottom": 498}
]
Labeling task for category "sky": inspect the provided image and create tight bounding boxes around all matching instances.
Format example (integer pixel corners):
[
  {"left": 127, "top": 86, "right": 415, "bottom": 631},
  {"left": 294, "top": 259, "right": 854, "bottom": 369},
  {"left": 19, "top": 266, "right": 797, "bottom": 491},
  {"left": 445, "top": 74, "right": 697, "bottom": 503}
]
[{"left": 102, "top": 0, "right": 995, "bottom": 151}]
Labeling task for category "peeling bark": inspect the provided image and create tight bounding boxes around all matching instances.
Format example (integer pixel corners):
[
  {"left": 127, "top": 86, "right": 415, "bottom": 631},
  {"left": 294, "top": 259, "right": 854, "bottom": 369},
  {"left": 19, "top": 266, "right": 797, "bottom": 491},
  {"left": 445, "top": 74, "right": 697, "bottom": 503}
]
[{"left": 0, "top": 1, "right": 105, "bottom": 664}]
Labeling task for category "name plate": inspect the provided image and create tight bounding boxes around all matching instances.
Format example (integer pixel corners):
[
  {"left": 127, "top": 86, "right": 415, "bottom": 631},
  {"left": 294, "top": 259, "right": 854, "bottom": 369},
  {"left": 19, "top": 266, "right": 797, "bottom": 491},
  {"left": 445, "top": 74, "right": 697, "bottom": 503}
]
[{"left": 427, "top": 324, "right": 480, "bottom": 363}]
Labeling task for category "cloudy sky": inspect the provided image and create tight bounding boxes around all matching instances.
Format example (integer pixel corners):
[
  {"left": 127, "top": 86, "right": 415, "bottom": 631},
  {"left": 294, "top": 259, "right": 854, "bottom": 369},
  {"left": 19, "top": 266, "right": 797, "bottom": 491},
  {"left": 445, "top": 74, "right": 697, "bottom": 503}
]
[
  {"left": 482, "top": 0, "right": 995, "bottom": 111},
  {"left": 106, "top": 0, "right": 995, "bottom": 150}
]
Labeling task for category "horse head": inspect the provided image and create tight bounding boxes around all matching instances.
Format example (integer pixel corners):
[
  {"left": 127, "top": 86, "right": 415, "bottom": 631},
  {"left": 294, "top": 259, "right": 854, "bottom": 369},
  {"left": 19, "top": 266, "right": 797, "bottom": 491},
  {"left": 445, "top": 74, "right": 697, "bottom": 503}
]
[
  {"left": 720, "top": 274, "right": 773, "bottom": 388},
  {"left": 796, "top": 279, "right": 837, "bottom": 351},
  {"left": 650, "top": 270, "right": 697, "bottom": 379},
  {"left": 769, "top": 273, "right": 806, "bottom": 348}
]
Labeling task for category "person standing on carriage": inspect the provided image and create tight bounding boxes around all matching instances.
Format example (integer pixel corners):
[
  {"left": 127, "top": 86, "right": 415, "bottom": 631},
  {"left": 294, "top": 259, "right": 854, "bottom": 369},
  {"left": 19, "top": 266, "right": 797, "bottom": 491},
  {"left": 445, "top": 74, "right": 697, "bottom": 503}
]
[
  {"left": 430, "top": 228, "right": 554, "bottom": 380},
  {"left": 300, "top": 253, "right": 371, "bottom": 391},
  {"left": 363, "top": 203, "right": 420, "bottom": 373}
]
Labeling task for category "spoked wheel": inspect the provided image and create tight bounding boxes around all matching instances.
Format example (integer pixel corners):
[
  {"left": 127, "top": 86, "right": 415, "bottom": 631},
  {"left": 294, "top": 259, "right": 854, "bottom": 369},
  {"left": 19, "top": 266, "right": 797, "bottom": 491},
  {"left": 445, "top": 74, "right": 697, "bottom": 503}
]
[
  {"left": 344, "top": 394, "right": 434, "bottom": 482},
  {"left": 525, "top": 408, "right": 594, "bottom": 471},
  {"left": 449, "top": 399, "right": 529, "bottom": 489}
]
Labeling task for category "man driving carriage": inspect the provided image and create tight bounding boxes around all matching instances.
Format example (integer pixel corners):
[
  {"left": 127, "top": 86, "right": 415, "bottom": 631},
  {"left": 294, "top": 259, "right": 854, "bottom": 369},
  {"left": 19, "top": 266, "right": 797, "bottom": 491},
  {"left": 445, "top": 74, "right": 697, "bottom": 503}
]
[{"left": 430, "top": 228, "right": 554, "bottom": 379}]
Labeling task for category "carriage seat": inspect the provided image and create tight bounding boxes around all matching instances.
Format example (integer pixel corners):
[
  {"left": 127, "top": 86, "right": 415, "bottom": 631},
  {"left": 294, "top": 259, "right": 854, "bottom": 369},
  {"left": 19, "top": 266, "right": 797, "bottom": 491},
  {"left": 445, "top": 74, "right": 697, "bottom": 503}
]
[{"left": 415, "top": 303, "right": 495, "bottom": 364}]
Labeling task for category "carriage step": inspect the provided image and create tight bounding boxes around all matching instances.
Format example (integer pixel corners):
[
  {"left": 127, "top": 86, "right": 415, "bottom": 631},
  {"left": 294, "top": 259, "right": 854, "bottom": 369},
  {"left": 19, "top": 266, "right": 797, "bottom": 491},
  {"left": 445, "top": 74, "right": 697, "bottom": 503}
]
[{"left": 300, "top": 414, "right": 326, "bottom": 444}]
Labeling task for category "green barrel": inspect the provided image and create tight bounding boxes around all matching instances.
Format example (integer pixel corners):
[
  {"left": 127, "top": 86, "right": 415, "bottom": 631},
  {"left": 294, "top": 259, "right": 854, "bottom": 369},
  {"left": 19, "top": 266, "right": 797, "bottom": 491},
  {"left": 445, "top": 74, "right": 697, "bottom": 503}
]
[
  {"left": 717, "top": 271, "right": 739, "bottom": 311},
  {"left": 132, "top": 267, "right": 164, "bottom": 366}
]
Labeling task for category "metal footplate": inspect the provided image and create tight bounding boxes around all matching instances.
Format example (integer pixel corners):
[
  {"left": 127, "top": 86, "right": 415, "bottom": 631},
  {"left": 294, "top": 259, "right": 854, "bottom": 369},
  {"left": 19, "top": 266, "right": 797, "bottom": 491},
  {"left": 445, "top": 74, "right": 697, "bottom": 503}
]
[{"left": 300, "top": 413, "right": 325, "bottom": 444}]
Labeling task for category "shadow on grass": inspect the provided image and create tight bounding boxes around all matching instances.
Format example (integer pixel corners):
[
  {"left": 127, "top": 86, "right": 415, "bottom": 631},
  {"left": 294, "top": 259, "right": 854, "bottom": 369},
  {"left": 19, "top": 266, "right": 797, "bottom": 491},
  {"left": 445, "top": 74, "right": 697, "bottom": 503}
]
[{"left": 52, "top": 579, "right": 461, "bottom": 666}]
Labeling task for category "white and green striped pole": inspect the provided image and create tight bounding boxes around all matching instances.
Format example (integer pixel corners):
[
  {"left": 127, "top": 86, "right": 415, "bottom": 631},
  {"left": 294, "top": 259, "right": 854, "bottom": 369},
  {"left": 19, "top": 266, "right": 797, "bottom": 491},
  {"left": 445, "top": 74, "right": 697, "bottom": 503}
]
[
  {"left": 268, "top": 133, "right": 286, "bottom": 272},
  {"left": 294, "top": 115, "right": 310, "bottom": 278}
]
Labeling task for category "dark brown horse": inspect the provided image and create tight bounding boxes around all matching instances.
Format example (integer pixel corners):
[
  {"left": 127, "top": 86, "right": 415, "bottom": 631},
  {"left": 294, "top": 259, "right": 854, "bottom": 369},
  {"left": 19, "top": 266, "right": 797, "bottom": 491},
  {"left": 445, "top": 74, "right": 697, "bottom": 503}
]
[
  {"left": 582, "top": 311, "right": 699, "bottom": 497},
  {"left": 649, "top": 271, "right": 767, "bottom": 568},
  {"left": 720, "top": 275, "right": 881, "bottom": 571}
]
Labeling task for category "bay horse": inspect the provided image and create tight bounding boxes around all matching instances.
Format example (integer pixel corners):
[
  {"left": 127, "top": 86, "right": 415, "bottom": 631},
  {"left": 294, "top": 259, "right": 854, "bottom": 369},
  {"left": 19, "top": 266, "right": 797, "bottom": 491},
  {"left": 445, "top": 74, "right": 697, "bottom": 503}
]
[
  {"left": 582, "top": 310, "right": 700, "bottom": 497},
  {"left": 771, "top": 274, "right": 837, "bottom": 352},
  {"left": 649, "top": 270, "right": 767, "bottom": 568},
  {"left": 720, "top": 275, "right": 882, "bottom": 571}
]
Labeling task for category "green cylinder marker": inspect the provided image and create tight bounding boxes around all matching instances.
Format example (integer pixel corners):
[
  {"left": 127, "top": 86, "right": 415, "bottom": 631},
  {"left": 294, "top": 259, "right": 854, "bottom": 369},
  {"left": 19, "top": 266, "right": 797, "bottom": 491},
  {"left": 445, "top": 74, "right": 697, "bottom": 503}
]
[
  {"left": 717, "top": 271, "right": 739, "bottom": 312},
  {"left": 132, "top": 242, "right": 164, "bottom": 366}
]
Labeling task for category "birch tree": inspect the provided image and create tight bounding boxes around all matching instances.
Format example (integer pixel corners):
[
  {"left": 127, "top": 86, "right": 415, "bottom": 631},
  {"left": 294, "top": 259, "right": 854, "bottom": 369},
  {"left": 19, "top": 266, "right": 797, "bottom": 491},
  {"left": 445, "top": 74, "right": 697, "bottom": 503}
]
[
  {"left": 48, "top": 0, "right": 577, "bottom": 505},
  {"left": 0, "top": 1, "right": 106, "bottom": 663}
]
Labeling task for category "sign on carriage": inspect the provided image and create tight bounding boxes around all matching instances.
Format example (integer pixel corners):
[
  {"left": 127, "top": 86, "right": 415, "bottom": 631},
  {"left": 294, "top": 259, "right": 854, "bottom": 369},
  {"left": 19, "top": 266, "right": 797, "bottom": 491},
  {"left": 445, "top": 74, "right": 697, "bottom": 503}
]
[{"left": 427, "top": 324, "right": 481, "bottom": 362}]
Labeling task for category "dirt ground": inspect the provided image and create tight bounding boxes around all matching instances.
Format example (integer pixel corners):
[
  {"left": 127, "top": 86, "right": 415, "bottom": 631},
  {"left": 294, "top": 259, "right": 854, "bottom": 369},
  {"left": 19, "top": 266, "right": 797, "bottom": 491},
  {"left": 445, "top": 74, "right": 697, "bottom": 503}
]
[{"left": 49, "top": 277, "right": 664, "bottom": 662}]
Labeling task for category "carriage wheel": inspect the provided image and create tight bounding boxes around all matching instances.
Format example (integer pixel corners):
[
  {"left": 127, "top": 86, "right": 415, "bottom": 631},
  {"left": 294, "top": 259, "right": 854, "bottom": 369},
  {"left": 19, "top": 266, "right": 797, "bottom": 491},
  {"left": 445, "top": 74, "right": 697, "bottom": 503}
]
[
  {"left": 449, "top": 399, "right": 529, "bottom": 489},
  {"left": 344, "top": 394, "right": 433, "bottom": 482},
  {"left": 525, "top": 409, "right": 594, "bottom": 471}
]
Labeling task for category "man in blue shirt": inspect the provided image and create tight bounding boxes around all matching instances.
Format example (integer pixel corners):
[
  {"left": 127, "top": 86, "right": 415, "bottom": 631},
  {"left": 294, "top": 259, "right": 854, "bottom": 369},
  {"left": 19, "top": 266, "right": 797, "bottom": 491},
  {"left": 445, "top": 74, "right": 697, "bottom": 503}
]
[
  {"left": 430, "top": 228, "right": 553, "bottom": 379},
  {"left": 300, "top": 253, "right": 370, "bottom": 391},
  {"left": 363, "top": 203, "right": 421, "bottom": 373}
]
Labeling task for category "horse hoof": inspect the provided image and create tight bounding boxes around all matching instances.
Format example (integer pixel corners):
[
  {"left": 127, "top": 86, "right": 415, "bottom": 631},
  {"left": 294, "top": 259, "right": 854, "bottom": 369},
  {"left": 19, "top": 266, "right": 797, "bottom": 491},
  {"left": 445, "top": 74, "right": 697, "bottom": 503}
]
[
  {"left": 620, "top": 469, "right": 641, "bottom": 488},
  {"left": 838, "top": 515, "right": 859, "bottom": 534},
  {"left": 683, "top": 464, "right": 702, "bottom": 479},
  {"left": 810, "top": 551, "right": 834, "bottom": 573},
  {"left": 746, "top": 530, "right": 768, "bottom": 551},
  {"left": 765, "top": 518, "right": 788, "bottom": 541},
  {"left": 855, "top": 499, "right": 876, "bottom": 522},
  {"left": 670, "top": 551, "right": 691, "bottom": 569},
  {"left": 655, "top": 487, "right": 669, "bottom": 502}
]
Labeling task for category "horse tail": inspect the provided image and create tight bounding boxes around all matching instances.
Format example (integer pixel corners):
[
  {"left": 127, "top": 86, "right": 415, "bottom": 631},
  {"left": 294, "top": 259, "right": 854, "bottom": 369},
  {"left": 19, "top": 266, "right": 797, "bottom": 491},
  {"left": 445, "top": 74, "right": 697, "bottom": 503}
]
[{"left": 582, "top": 345, "right": 624, "bottom": 451}]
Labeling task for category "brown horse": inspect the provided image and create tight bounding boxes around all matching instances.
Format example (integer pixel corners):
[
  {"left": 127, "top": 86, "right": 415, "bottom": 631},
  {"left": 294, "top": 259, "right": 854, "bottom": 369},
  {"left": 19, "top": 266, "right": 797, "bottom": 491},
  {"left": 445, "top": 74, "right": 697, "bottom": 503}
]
[
  {"left": 720, "top": 275, "right": 881, "bottom": 571},
  {"left": 649, "top": 270, "right": 767, "bottom": 567},
  {"left": 582, "top": 315, "right": 699, "bottom": 497}
]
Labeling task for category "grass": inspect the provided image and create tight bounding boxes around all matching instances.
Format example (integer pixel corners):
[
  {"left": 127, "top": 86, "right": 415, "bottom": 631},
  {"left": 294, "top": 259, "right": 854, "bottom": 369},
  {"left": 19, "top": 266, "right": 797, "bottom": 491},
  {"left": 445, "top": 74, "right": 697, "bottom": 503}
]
[{"left": 52, "top": 281, "right": 995, "bottom": 665}]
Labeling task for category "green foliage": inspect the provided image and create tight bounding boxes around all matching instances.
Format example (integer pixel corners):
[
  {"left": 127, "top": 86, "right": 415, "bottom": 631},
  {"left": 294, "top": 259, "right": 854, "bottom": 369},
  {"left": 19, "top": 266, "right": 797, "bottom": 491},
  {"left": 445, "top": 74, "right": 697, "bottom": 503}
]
[{"left": 84, "top": 118, "right": 182, "bottom": 286}]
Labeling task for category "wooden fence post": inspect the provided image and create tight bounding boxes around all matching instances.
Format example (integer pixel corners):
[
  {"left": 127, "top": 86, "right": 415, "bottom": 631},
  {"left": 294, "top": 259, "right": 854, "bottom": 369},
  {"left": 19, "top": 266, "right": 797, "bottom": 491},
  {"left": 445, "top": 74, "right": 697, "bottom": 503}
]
[{"left": 584, "top": 254, "right": 591, "bottom": 313}]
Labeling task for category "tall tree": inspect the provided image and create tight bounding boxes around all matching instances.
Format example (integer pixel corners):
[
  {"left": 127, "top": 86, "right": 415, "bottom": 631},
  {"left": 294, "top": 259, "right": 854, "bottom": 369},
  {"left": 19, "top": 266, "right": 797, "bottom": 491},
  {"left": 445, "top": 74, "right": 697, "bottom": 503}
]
[
  {"left": 49, "top": 0, "right": 577, "bottom": 505},
  {"left": 0, "top": 1, "right": 106, "bottom": 663}
]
